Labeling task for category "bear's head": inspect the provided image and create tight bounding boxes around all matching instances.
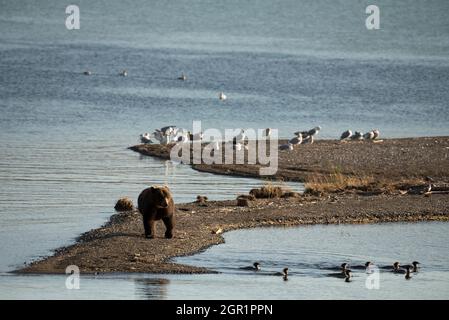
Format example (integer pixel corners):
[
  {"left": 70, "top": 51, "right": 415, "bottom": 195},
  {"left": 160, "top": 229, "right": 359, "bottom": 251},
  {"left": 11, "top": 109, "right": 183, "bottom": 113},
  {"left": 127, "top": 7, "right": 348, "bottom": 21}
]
[{"left": 150, "top": 186, "right": 171, "bottom": 208}]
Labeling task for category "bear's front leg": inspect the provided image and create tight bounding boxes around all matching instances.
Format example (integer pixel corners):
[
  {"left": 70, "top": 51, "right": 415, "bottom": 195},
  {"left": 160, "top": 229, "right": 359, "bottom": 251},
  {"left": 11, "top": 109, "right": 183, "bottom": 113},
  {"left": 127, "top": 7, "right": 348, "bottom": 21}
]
[
  {"left": 162, "top": 216, "right": 174, "bottom": 239},
  {"left": 143, "top": 216, "right": 156, "bottom": 239}
]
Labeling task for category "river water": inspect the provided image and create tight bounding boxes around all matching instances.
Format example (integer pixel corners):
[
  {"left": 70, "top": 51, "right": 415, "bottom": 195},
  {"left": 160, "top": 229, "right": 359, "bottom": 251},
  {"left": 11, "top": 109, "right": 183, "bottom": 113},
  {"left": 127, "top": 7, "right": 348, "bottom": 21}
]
[{"left": 0, "top": 0, "right": 448, "bottom": 299}]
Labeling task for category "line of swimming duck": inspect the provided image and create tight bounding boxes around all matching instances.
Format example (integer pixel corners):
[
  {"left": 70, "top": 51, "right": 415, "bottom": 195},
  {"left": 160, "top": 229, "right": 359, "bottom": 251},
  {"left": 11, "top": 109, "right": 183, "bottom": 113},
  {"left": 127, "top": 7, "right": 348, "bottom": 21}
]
[{"left": 239, "top": 261, "right": 420, "bottom": 282}]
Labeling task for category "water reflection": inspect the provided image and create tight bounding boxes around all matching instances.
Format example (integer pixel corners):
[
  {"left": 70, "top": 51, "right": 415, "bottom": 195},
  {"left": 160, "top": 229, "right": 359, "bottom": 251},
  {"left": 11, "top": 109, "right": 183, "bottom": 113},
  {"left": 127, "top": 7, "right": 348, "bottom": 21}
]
[{"left": 135, "top": 278, "right": 170, "bottom": 300}]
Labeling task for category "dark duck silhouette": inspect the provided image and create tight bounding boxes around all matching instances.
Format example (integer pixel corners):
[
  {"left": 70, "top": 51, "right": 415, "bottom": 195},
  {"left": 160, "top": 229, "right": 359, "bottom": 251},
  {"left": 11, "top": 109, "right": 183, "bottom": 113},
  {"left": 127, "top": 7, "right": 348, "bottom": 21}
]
[
  {"left": 405, "top": 266, "right": 412, "bottom": 280},
  {"left": 392, "top": 262, "right": 406, "bottom": 274},
  {"left": 403, "top": 261, "right": 420, "bottom": 272},
  {"left": 272, "top": 268, "right": 289, "bottom": 281},
  {"left": 344, "top": 269, "right": 352, "bottom": 282},
  {"left": 350, "top": 261, "right": 373, "bottom": 270},
  {"left": 327, "top": 263, "right": 351, "bottom": 278},
  {"left": 240, "top": 262, "right": 261, "bottom": 271}
]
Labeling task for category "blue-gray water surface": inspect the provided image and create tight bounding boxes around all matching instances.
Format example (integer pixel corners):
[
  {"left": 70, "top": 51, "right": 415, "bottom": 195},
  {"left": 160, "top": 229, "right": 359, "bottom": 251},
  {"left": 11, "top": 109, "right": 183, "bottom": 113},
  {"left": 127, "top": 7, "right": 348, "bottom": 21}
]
[
  {"left": 1, "top": 0, "right": 448, "bottom": 299},
  {"left": 2, "top": 222, "right": 448, "bottom": 299}
]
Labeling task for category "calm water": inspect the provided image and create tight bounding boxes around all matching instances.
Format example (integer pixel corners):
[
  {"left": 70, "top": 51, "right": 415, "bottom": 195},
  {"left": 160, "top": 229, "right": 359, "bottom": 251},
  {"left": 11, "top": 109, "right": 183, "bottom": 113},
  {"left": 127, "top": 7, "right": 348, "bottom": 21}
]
[
  {"left": 1, "top": 0, "right": 449, "bottom": 299},
  {"left": 2, "top": 222, "right": 448, "bottom": 300}
]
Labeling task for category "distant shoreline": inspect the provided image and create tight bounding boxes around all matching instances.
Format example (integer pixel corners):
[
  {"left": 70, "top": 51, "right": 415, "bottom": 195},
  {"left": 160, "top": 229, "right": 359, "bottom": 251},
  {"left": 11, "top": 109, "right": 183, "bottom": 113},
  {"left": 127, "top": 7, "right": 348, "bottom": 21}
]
[{"left": 17, "top": 136, "right": 449, "bottom": 274}]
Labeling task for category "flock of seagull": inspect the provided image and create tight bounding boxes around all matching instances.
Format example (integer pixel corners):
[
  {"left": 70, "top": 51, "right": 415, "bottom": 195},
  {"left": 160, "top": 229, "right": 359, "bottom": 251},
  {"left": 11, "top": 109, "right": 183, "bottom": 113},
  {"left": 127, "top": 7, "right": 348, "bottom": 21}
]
[
  {"left": 140, "top": 126, "right": 252, "bottom": 151},
  {"left": 340, "top": 129, "right": 380, "bottom": 141},
  {"left": 279, "top": 126, "right": 321, "bottom": 151},
  {"left": 240, "top": 261, "right": 420, "bottom": 282},
  {"left": 140, "top": 125, "right": 382, "bottom": 152}
]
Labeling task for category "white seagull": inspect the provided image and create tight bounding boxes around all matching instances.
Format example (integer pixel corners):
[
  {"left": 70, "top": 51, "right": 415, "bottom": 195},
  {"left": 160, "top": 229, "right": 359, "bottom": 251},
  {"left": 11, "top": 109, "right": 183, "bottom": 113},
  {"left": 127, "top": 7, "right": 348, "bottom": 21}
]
[
  {"left": 178, "top": 73, "right": 187, "bottom": 81},
  {"left": 140, "top": 133, "right": 153, "bottom": 144},
  {"left": 219, "top": 92, "right": 227, "bottom": 100},
  {"left": 120, "top": 70, "right": 128, "bottom": 77}
]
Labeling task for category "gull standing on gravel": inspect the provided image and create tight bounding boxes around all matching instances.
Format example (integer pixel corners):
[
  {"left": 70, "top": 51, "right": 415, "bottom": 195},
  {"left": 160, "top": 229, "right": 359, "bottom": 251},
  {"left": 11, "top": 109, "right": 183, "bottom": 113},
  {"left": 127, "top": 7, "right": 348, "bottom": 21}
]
[
  {"left": 279, "top": 143, "right": 294, "bottom": 151},
  {"left": 340, "top": 130, "right": 352, "bottom": 141},
  {"left": 363, "top": 131, "right": 375, "bottom": 140},
  {"left": 293, "top": 130, "right": 308, "bottom": 138},
  {"left": 289, "top": 135, "right": 303, "bottom": 145},
  {"left": 307, "top": 126, "right": 321, "bottom": 137},
  {"left": 372, "top": 129, "right": 380, "bottom": 139},
  {"left": 351, "top": 131, "right": 363, "bottom": 140},
  {"left": 302, "top": 135, "right": 314, "bottom": 144}
]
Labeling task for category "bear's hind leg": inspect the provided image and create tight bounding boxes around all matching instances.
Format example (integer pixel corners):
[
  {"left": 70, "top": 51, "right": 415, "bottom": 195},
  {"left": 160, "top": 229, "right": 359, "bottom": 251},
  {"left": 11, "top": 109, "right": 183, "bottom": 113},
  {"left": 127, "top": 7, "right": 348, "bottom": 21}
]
[{"left": 162, "top": 216, "right": 174, "bottom": 239}]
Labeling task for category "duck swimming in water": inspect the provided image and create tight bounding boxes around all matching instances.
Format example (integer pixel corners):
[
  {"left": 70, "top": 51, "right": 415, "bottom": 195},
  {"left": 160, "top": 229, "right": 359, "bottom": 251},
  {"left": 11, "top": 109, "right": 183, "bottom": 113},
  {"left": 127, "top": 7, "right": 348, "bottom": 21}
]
[
  {"left": 344, "top": 269, "right": 352, "bottom": 282},
  {"left": 328, "top": 268, "right": 352, "bottom": 280},
  {"left": 282, "top": 268, "right": 289, "bottom": 281},
  {"left": 273, "top": 268, "right": 289, "bottom": 280},
  {"left": 240, "top": 262, "right": 260, "bottom": 271},
  {"left": 403, "top": 261, "right": 420, "bottom": 272},
  {"left": 327, "top": 263, "right": 351, "bottom": 278},
  {"left": 405, "top": 266, "right": 412, "bottom": 280},
  {"left": 341, "top": 263, "right": 350, "bottom": 272},
  {"left": 350, "top": 261, "right": 373, "bottom": 271},
  {"left": 392, "top": 262, "right": 406, "bottom": 274}
]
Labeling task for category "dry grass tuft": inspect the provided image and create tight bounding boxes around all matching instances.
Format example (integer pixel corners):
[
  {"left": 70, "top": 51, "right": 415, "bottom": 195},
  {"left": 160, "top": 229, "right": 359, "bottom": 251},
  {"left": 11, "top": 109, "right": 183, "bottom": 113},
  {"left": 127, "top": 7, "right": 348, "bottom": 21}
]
[
  {"left": 304, "top": 171, "right": 425, "bottom": 195},
  {"left": 304, "top": 172, "right": 375, "bottom": 195},
  {"left": 114, "top": 197, "right": 134, "bottom": 211}
]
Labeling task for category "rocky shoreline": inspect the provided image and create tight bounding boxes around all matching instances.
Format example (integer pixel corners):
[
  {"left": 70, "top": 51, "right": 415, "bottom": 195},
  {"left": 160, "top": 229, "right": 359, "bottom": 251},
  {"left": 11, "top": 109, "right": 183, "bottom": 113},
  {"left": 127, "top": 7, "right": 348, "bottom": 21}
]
[{"left": 17, "top": 137, "right": 449, "bottom": 274}]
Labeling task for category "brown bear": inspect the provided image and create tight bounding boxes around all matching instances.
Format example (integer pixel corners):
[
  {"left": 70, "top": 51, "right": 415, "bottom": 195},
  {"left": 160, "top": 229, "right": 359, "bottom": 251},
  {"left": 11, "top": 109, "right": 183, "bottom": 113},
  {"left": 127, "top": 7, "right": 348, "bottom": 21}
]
[{"left": 137, "top": 185, "right": 175, "bottom": 239}]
